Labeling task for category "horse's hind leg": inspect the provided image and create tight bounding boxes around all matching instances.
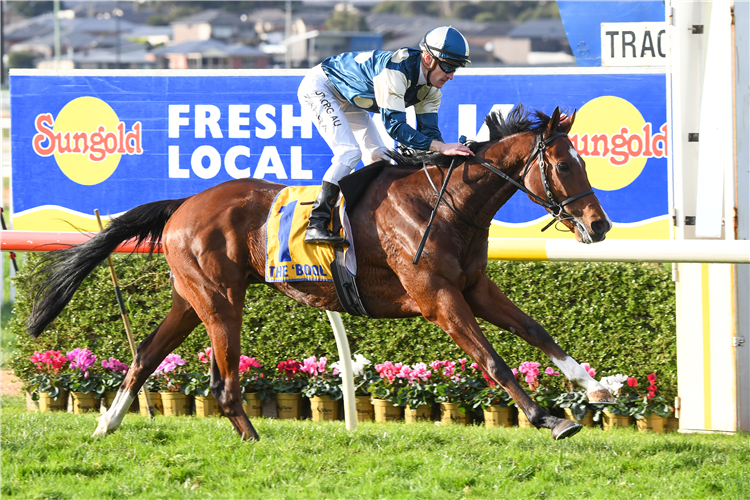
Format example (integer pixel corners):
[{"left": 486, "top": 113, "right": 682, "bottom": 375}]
[
  {"left": 466, "top": 277, "right": 614, "bottom": 404},
  {"left": 93, "top": 287, "right": 201, "bottom": 437}
]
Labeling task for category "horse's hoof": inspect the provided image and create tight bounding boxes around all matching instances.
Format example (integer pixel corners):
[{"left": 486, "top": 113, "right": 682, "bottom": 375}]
[
  {"left": 587, "top": 389, "right": 616, "bottom": 404},
  {"left": 552, "top": 419, "right": 582, "bottom": 440}
]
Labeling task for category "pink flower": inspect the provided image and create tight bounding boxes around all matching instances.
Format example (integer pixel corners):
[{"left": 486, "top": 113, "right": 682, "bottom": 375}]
[
  {"left": 102, "top": 357, "right": 129, "bottom": 374},
  {"left": 300, "top": 356, "right": 320, "bottom": 376},
  {"left": 155, "top": 353, "right": 186, "bottom": 375},
  {"left": 470, "top": 362, "right": 479, "bottom": 370},
  {"left": 410, "top": 363, "right": 431, "bottom": 382},
  {"left": 458, "top": 358, "right": 468, "bottom": 371},
  {"left": 544, "top": 367, "right": 560, "bottom": 376},
  {"left": 518, "top": 361, "right": 541, "bottom": 391},
  {"left": 67, "top": 348, "right": 97, "bottom": 376},
  {"left": 482, "top": 371, "right": 496, "bottom": 388},
  {"left": 239, "top": 355, "right": 261, "bottom": 373},
  {"left": 627, "top": 377, "right": 638, "bottom": 387},
  {"left": 30, "top": 350, "right": 67, "bottom": 374},
  {"left": 511, "top": 368, "right": 518, "bottom": 379},
  {"left": 198, "top": 348, "right": 212, "bottom": 364},
  {"left": 581, "top": 363, "right": 596, "bottom": 378}
]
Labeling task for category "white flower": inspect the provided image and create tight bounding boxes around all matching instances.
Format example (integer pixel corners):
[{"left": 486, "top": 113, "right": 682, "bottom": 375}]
[
  {"left": 600, "top": 373, "right": 629, "bottom": 396},
  {"left": 330, "top": 353, "right": 371, "bottom": 377}
]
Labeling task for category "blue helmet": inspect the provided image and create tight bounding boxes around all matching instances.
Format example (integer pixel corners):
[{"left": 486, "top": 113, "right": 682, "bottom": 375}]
[{"left": 419, "top": 26, "right": 471, "bottom": 66}]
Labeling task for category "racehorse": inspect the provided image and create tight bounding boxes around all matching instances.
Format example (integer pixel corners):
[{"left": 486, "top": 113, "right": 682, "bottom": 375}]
[{"left": 26, "top": 104, "right": 615, "bottom": 441}]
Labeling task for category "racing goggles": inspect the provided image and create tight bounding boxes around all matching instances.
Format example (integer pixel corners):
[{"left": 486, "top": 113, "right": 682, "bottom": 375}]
[{"left": 437, "top": 59, "right": 460, "bottom": 74}]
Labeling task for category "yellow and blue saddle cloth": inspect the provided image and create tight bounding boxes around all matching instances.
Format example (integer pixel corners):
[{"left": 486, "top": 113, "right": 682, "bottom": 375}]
[{"left": 265, "top": 185, "right": 356, "bottom": 283}]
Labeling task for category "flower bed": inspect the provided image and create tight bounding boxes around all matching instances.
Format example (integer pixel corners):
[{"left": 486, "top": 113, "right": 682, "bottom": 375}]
[{"left": 20, "top": 348, "right": 675, "bottom": 427}]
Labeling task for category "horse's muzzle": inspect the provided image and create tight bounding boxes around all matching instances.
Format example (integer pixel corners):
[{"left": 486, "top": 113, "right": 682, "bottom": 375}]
[{"left": 589, "top": 219, "right": 611, "bottom": 242}]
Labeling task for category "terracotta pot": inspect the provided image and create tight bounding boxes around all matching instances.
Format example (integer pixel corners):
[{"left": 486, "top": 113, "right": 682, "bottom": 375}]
[
  {"left": 138, "top": 391, "right": 163, "bottom": 416},
  {"left": 194, "top": 394, "right": 219, "bottom": 417},
  {"left": 276, "top": 393, "right": 302, "bottom": 420},
  {"left": 355, "top": 395, "right": 374, "bottom": 422},
  {"left": 483, "top": 405, "right": 515, "bottom": 428},
  {"left": 440, "top": 402, "right": 468, "bottom": 425},
  {"left": 636, "top": 414, "right": 666, "bottom": 433},
  {"left": 372, "top": 399, "right": 403, "bottom": 422},
  {"left": 38, "top": 391, "right": 68, "bottom": 412},
  {"left": 517, "top": 409, "right": 534, "bottom": 428},
  {"left": 404, "top": 404, "right": 432, "bottom": 423},
  {"left": 564, "top": 408, "right": 595, "bottom": 427},
  {"left": 603, "top": 410, "right": 632, "bottom": 430},
  {"left": 243, "top": 392, "right": 263, "bottom": 418},
  {"left": 71, "top": 392, "right": 98, "bottom": 414},
  {"left": 310, "top": 395, "right": 339, "bottom": 422},
  {"left": 160, "top": 392, "right": 191, "bottom": 416}
]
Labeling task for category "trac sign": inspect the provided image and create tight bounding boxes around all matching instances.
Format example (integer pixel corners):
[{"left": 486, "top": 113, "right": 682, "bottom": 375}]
[{"left": 601, "top": 22, "right": 667, "bottom": 67}]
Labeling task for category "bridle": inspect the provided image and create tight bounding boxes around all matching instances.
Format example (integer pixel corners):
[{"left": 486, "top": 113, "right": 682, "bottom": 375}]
[
  {"left": 470, "top": 132, "right": 594, "bottom": 231},
  {"left": 414, "top": 132, "right": 594, "bottom": 264}
]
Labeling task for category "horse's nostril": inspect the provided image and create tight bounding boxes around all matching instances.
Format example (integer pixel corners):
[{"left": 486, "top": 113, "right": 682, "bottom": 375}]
[{"left": 591, "top": 219, "right": 611, "bottom": 236}]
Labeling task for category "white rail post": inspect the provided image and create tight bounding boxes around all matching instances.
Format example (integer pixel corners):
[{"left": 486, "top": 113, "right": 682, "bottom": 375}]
[{"left": 326, "top": 310, "right": 357, "bottom": 430}]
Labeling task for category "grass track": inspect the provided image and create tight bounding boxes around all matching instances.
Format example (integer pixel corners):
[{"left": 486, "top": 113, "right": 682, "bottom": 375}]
[{"left": 2, "top": 395, "right": 749, "bottom": 499}]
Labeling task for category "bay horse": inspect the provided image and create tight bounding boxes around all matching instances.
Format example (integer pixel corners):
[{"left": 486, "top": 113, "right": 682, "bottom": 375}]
[{"left": 26, "top": 104, "right": 615, "bottom": 441}]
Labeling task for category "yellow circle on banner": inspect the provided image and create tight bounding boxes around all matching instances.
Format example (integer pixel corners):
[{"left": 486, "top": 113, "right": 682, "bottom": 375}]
[
  {"left": 570, "top": 96, "right": 648, "bottom": 191},
  {"left": 53, "top": 96, "right": 121, "bottom": 185}
]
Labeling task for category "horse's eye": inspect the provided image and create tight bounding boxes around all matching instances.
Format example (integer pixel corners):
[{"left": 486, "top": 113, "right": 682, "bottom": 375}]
[{"left": 557, "top": 162, "right": 570, "bottom": 172}]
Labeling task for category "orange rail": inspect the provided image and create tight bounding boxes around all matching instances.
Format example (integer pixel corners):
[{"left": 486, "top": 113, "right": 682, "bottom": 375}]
[{"left": 1, "top": 231, "right": 162, "bottom": 253}]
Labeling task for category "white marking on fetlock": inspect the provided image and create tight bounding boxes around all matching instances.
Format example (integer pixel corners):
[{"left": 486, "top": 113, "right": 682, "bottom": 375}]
[
  {"left": 551, "top": 356, "right": 608, "bottom": 394},
  {"left": 93, "top": 391, "right": 135, "bottom": 437}
]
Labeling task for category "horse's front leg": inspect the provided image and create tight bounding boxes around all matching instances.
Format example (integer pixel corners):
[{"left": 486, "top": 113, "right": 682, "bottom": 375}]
[
  {"left": 411, "top": 280, "right": 581, "bottom": 439},
  {"left": 465, "top": 277, "right": 614, "bottom": 403}
]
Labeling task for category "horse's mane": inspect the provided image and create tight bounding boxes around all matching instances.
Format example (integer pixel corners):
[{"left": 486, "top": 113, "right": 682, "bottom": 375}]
[{"left": 386, "top": 103, "right": 554, "bottom": 168}]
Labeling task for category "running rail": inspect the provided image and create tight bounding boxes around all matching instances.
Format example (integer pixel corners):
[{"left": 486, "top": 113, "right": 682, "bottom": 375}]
[{"left": 3, "top": 231, "right": 750, "bottom": 263}]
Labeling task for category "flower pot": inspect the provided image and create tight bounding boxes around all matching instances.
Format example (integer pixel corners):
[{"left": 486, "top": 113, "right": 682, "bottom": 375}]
[
  {"left": 517, "top": 409, "right": 534, "bottom": 428},
  {"left": 636, "top": 414, "right": 666, "bottom": 433},
  {"left": 564, "top": 408, "right": 595, "bottom": 427},
  {"left": 404, "top": 404, "right": 432, "bottom": 423},
  {"left": 71, "top": 391, "right": 98, "bottom": 413},
  {"left": 38, "top": 391, "right": 68, "bottom": 412},
  {"left": 310, "top": 396, "right": 339, "bottom": 422},
  {"left": 372, "top": 399, "right": 403, "bottom": 422},
  {"left": 483, "top": 405, "right": 515, "bottom": 428},
  {"left": 243, "top": 392, "right": 263, "bottom": 418},
  {"left": 355, "top": 395, "right": 374, "bottom": 422},
  {"left": 26, "top": 392, "right": 40, "bottom": 412},
  {"left": 602, "top": 410, "right": 632, "bottom": 430},
  {"left": 194, "top": 394, "right": 219, "bottom": 417},
  {"left": 665, "top": 416, "right": 679, "bottom": 432},
  {"left": 138, "top": 391, "right": 163, "bottom": 416},
  {"left": 103, "top": 391, "right": 118, "bottom": 410},
  {"left": 440, "top": 402, "right": 468, "bottom": 425},
  {"left": 161, "top": 392, "right": 191, "bottom": 416},
  {"left": 276, "top": 393, "right": 302, "bottom": 420}
]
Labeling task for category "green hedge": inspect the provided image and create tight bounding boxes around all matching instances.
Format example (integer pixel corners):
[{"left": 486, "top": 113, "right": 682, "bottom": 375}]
[{"left": 8, "top": 253, "right": 677, "bottom": 398}]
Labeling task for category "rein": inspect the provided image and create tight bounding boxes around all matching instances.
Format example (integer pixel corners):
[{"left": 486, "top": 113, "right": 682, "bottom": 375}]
[{"left": 413, "top": 132, "right": 594, "bottom": 265}]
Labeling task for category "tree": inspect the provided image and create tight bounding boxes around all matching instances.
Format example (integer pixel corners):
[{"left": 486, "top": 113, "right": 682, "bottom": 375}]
[
  {"left": 9, "top": 1, "right": 54, "bottom": 18},
  {"left": 8, "top": 51, "right": 37, "bottom": 69},
  {"left": 326, "top": 10, "right": 368, "bottom": 32}
]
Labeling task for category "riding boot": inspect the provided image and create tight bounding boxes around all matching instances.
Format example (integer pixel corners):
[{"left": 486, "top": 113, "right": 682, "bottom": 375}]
[{"left": 305, "top": 181, "right": 346, "bottom": 244}]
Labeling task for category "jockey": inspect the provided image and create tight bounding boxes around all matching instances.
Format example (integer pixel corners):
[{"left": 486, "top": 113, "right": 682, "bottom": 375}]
[{"left": 298, "top": 25, "right": 475, "bottom": 245}]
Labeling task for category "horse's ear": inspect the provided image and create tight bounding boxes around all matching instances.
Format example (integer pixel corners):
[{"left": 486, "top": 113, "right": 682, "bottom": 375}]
[
  {"left": 560, "top": 108, "right": 576, "bottom": 134},
  {"left": 547, "top": 107, "right": 561, "bottom": 136}
]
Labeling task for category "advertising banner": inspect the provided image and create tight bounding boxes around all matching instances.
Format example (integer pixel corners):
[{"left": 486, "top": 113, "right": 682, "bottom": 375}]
[{"left": 10, "top": 68, "right": 668, "bottom": 239}]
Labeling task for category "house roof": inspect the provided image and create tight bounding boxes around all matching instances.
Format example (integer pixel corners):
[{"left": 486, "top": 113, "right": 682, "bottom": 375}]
[
  {"left": 153, "top": 39, "right": 264, "bottom": 57},
  {"left": 171, "top": 9, "right": 248, "bottom": 26},
  {"left": 508, "top": 19, "right": 567, "bottom": 40}
]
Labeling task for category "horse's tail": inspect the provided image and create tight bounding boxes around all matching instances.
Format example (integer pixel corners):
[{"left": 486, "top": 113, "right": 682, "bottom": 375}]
[{"left": 25, "top": 198, "right": 188, "bottom": 338}]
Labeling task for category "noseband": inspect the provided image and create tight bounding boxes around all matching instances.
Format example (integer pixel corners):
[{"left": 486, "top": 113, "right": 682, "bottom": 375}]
[{"left": 472, "top": 132, "right": 594, "bottom": 231}]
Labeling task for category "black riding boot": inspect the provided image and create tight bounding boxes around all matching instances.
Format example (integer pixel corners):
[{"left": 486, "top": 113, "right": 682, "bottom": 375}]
[{"left": 305, "top": 181, "right": 345, "bottom": 244}]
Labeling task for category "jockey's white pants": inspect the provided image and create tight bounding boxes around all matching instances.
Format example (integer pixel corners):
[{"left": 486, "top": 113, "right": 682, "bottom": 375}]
[{"left": 297, "top": 65, "right": 389, "bottom": 186}]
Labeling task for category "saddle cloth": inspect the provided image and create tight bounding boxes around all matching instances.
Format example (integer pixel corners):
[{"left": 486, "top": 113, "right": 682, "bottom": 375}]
[{"left": 265, "top": 185, "right": 357, "bottom": 283}]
